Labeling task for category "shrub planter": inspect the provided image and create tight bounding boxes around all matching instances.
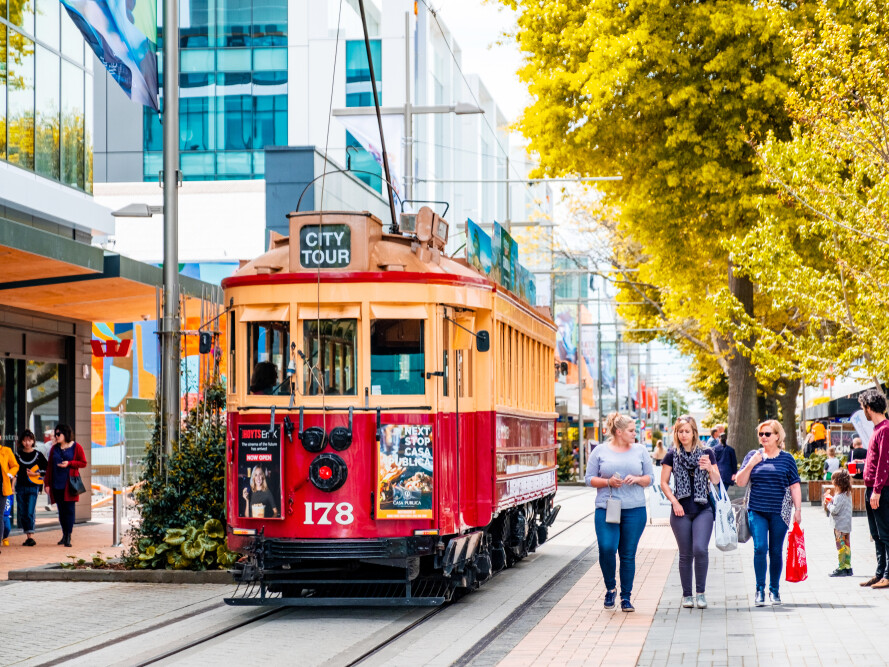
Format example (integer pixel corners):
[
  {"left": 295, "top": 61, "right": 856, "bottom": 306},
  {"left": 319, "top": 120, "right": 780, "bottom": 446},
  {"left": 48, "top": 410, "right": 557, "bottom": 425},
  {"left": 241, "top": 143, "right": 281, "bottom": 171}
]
[
  {"left": 7, "top": 563, "right": 234, "bottom": 584},
  {"left": 808, "top": 479, "right": 827, "bottom": 506}
]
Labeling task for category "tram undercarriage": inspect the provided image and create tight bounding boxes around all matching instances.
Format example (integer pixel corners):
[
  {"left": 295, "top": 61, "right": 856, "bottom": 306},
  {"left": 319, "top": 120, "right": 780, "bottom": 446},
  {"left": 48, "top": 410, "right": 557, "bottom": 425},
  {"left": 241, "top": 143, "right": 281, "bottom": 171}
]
[{"left": 224, "top": 496, "right": 560, "bottom": 607}]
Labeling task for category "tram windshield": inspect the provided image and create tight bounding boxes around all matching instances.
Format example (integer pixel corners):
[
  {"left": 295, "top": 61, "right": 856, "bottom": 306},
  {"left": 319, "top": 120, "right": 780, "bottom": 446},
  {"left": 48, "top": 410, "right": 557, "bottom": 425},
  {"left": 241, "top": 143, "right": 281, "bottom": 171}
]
[
  {"left": 370, "top": 320, "right": 425, "bottom": 395},
  {"left": 247, "top": 321, "right": 290, "bottom": 395},
  {"left": 303, "top": 319, "right": 357, "bottom": 396}
]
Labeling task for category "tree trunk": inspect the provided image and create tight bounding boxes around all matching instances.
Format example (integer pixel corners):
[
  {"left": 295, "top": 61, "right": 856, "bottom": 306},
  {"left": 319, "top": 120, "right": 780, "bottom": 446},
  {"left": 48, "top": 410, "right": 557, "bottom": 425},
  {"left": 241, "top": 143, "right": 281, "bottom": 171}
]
[
  {"left": 777, "top": 377, "right": 801, "bottom": 453},
  {"left": 726, "top": 268, "right": 759, "bottom": 461}
]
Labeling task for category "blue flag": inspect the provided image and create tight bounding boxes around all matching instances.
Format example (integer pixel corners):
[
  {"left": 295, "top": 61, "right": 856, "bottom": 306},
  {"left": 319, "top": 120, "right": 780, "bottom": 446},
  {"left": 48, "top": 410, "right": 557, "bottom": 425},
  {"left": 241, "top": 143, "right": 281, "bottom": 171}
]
[{"left": 61, "top": 0, "right": 159, "bottom": 111}]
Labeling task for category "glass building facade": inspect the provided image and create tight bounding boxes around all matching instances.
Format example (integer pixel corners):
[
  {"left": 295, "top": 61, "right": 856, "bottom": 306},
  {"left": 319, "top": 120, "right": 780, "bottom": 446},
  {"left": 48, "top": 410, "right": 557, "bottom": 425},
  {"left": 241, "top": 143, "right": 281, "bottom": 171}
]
[
  {"left": 143, "top": 0, "right": 287, "bottom": 180},
  {"left": 345, "top": 39, "right": 382, "bottom": 192},
  {"left": 0, "top": 0, "right": 93, "bottom": 192}
]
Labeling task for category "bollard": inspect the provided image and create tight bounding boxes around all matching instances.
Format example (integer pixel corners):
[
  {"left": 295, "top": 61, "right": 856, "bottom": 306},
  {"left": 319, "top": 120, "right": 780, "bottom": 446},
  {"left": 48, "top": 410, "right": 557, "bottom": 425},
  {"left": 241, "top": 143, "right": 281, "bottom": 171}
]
[{"left": 112, "top": 488, "right": 123, "bottom": 547}]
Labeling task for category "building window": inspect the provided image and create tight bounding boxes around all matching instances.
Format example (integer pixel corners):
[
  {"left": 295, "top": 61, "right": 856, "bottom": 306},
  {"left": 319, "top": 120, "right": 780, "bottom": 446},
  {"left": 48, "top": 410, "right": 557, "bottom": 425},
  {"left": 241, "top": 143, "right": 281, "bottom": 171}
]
[
  {"left": 345, "top": 40, "right": 382, "bottom": 191},
  {"left": 35, "top": 45, "right": 60, "bottom": 180},
  {"left": 147, "top": 0, "right": 287, "bottom": 180}
]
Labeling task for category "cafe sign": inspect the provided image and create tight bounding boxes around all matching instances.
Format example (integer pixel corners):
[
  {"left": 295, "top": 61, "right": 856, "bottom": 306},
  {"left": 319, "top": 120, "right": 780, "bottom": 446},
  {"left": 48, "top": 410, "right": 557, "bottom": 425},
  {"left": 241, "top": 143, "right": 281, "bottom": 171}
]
[{"left": 299, "top": 224, "right": 351, "bottom": 269}]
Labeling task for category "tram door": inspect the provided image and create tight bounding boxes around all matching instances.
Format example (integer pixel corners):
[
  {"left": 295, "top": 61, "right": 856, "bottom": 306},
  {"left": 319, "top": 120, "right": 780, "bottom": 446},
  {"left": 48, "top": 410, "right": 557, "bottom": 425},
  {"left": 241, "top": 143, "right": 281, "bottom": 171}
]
[{"left": 436, "top": 308, "right": 459, "bottom": 533}]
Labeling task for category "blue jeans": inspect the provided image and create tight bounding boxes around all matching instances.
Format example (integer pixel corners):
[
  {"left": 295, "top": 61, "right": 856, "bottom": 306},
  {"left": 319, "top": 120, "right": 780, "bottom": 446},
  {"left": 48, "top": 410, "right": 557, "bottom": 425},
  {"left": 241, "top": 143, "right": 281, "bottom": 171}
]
[
  {"left": 594, "top": 506, "right": 647, "bottom": 600},
  {"left": 2, "top": 495, "right": 12, "bottom": 539},
  {"left": 16, "top": 486, "right": 39, "bottom": 533},
  {"left": 748, "top": 509, "right": 788, "bottom": 594}
]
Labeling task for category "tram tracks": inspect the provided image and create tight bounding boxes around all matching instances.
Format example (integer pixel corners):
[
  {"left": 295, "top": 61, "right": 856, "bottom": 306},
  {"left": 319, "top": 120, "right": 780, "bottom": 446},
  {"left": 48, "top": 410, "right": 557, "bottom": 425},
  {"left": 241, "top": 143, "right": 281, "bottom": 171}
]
[{"left": 31, "top": 491, "right": 596, "bottom": 667}]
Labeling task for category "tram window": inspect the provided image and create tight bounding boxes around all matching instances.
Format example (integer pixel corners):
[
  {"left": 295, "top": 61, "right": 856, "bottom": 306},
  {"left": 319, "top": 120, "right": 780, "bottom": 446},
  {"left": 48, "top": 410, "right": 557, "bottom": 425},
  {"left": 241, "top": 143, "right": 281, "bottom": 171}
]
[
  {"left": 247, "top": 321, "right": 290, "bottom": 395},
  {"left": 303, "top": 319, "right": 357, "bottom": 396},
  {"left": 370, "top": 320, "right": 425, "bottom": 395}
]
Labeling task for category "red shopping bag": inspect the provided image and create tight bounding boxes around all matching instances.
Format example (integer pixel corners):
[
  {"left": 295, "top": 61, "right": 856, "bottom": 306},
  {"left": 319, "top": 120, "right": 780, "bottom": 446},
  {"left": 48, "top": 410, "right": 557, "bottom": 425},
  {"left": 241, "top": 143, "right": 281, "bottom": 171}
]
[{"left": 786, "top": 521, "right": 808, "bottom": 583}]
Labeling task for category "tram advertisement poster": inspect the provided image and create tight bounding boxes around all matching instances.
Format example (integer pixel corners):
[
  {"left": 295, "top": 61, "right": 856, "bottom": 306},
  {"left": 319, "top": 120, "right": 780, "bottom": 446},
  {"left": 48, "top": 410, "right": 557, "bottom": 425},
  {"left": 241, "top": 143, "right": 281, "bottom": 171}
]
[
  {"left": 237, "top": 425, "right": 283, "bottom": 520},
  {"left": 376, "top": 424, "right": 434, "bottom": 519},
  {"left": 492, "top": 222, "right": 518, "bottom": 294},
  {"left": 465, "top": 218, "right": 493, "bottom": 278}
]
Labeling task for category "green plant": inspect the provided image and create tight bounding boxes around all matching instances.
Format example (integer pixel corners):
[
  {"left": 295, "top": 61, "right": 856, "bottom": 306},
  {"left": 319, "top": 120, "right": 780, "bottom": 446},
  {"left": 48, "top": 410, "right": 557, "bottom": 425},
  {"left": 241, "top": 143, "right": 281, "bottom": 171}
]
[
  {"left": 557, "top": 447, "right": 576, "bottom": 482},
  {"left": 793, "top": 452, "right": 827, "bottom": 481},
  {"left": 60, "top": 551, "right": 113, "bottom": 569},
  {"left": 127, "top": 381, "right": 239, "bottom": 570},
  {"left": 134, "top": 519, "right": 239, "bottom": 571}
]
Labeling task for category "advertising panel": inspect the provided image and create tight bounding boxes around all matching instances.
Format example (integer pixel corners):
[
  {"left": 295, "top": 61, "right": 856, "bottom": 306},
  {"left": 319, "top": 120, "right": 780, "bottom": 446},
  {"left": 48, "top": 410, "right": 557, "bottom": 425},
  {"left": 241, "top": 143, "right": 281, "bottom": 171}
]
[
  {"left": 465, "top": 218, "right": 493, "bottom": 278},
  {"left": 492, "top": 222, "right": 518, "bottom": 294},
  {"left": 237, "top": 425, "right": 283, "bottom": 519},
  {"left": 376, "top": 424, "right": 434, "bottom": 519}
]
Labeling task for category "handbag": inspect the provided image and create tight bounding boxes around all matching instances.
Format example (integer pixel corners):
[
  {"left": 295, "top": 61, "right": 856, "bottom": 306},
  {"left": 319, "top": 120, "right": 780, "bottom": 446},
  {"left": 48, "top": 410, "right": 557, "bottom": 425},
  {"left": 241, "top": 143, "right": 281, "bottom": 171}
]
[
  {"left": 68, "top": 471, "right": 87, "bottom": 496},
  {"left": 731, "top": 485, "right": 752, "bottom": 543},
  {"left": 711, "top": 481, "right": 738, "bottom": 552},
  {"left": 785, "top": 521, "right": 808, "bottom": 582},
  {"left": 605, "top": 473, "right": 622, "bottom": 524}
]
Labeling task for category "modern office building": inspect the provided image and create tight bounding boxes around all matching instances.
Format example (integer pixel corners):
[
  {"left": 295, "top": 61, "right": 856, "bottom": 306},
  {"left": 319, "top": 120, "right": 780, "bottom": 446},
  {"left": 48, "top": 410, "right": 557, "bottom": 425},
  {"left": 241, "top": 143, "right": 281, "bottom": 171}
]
[
  {"left": 0, "top": 2, "right": 216, "bottom": 520},
  {"left": 92, "top": 0, "right": 548, "bottom": 265}
]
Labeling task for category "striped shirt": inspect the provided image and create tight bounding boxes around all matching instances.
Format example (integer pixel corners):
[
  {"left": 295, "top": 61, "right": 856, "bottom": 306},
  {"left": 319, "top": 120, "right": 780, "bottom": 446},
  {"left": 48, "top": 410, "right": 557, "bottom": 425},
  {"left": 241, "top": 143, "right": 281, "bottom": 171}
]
[{"left": 742, "top": 450, "right": 800, "bottom": 514}]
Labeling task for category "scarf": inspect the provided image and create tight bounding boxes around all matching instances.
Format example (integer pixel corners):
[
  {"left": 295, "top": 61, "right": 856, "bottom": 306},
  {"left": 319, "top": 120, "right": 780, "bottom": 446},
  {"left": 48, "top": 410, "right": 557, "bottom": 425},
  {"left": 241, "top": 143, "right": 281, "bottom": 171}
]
[{"left": 673, "top": 446, "right": 710, "bottom": 505}]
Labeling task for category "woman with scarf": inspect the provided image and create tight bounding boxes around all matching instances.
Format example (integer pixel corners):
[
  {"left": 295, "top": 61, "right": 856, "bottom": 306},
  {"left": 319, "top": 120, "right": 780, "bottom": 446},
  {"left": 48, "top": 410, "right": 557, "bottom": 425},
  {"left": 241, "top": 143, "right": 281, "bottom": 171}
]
[{"left": 660, "top": 415, "right": 720, "bottom": 609}]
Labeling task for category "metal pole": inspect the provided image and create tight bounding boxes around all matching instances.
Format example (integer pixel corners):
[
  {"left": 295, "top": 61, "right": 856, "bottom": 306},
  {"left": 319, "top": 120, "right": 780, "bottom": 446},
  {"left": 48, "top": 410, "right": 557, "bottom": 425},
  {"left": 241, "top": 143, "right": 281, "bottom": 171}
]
[
  {"left": 404, "top": 12, "right": 412, "bottom": 202},
  {"left": 358, "top": 0, "right": 399, "bottom": 233},
  {"left": 112, "top": 488, "right": 123, "bottom": 547},
  {"left": 161, "top": 0, "right": 181, "bottom": 457},
  {"left": 577, "top": 276, "right": 584, "bottom": 478},
  {"left": 505, "top": 155, "right": 511, "bottom": 233}
]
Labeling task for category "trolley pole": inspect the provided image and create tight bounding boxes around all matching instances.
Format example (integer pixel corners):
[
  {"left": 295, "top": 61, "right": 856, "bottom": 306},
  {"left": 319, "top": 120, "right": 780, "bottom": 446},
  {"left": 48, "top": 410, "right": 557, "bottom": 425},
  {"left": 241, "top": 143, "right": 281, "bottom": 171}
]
[{"left": 161, "top": 0, "right": 181, "bottom": 457}]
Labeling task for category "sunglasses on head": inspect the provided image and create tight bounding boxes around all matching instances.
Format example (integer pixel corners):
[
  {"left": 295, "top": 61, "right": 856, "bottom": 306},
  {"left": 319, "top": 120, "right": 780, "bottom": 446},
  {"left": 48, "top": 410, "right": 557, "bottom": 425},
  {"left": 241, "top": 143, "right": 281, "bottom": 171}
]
[{"left": 758, "top": 431, "right": 773, "bottom": 437}]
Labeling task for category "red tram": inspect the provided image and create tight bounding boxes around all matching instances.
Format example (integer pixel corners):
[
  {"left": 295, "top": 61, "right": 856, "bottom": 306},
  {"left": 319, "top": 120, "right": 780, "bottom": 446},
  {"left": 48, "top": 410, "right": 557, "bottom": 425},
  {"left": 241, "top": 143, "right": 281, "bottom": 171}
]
[{"left": 224, "top": 208, "right": 559, "bottom": 605}]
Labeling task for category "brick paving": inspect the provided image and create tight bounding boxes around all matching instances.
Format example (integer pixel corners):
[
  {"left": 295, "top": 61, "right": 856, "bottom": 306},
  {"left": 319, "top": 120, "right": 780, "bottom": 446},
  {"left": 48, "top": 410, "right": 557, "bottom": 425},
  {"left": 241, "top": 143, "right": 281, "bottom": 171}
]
[
  {"left": 499, "top": 503, "right": 889, "bottom": 667},
  {"left": 500, "top": 521, "right": 675, "bottom": 667},
  {"left": 0, "top": 520, "right": 126, "bottom": 579}
]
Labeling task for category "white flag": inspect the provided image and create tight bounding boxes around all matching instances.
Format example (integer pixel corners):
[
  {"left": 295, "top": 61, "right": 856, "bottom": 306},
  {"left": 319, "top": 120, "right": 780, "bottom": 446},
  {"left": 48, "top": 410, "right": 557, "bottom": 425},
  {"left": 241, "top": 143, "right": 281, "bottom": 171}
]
[{"left": 336, "top": 114, "right": 404, "bottom": 204}]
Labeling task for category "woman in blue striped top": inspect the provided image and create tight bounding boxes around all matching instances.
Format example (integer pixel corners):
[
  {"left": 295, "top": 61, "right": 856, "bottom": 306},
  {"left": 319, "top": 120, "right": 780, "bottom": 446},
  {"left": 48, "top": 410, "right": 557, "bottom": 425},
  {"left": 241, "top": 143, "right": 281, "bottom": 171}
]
[{"left": 735, "top": 419, "right": 802, "bottom": 607}]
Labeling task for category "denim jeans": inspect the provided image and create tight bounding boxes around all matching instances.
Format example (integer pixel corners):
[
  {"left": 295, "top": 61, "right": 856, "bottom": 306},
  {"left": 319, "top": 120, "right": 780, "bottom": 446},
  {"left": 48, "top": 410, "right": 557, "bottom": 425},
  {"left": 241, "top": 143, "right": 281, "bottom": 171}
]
[
  {"left": 748, "top": 509, "right": 788, "bottom": 594},
  {"left": 594, "top": 506, "right": 647, "bottom": 600},
  {"left": 16, "top": 486, "right": 39, "bottom": 533}
]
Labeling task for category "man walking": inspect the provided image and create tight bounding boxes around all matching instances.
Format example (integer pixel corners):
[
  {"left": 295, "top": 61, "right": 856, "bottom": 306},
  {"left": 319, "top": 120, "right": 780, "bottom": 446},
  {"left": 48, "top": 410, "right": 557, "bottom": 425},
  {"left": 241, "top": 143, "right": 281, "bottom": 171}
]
[
  {"left": 860, "top": 389, "right": 889, "bottom": 588},
  {"left": 711, "top": 430, "right": 738, "bottom": 487},
  {"left": 706, "top": 424, "right": 725, "bottom": 448}
]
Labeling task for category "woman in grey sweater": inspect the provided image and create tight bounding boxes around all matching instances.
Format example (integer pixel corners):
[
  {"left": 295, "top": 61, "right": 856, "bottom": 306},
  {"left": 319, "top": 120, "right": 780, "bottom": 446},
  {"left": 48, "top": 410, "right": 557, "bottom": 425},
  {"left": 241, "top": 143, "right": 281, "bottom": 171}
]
[
  {"left": 824, "top": 468, "right": 853, "bottom": 576},
  {"left": 585, "top": 412, "right": 654, "bottom": 613}
]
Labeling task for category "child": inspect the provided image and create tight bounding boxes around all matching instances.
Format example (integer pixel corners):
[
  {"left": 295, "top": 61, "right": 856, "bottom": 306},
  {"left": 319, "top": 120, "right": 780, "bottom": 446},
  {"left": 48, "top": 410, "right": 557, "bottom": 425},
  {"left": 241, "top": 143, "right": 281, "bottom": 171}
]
[
  {"left": 823, "top": 468, "right": 853, "bottom": 577},
  {"left": 824, "top": 446, "right": 841, "bottom": 480}
]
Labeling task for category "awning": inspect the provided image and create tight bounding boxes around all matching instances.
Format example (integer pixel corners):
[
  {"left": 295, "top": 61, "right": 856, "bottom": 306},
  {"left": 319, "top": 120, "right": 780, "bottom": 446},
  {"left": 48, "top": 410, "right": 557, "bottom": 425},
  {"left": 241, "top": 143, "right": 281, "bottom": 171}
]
[
  {"left": 0, "top": 219, "right": 220, "bottom": 323},
  {"left": 240, "top": 304, "right": 290, "bottom": 322},
  {"left": 298, "top": 305, "right": 360, "bottom": 320},
  {"left": 369, "top": 304, "right": 428, "bottom": 319}
]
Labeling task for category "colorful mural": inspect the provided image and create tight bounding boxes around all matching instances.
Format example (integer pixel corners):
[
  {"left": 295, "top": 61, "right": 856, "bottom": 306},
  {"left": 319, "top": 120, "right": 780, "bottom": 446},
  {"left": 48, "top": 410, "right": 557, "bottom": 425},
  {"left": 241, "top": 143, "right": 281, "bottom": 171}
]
[{"left": 91, "top": 262, "right": 236, "bottom": 448}]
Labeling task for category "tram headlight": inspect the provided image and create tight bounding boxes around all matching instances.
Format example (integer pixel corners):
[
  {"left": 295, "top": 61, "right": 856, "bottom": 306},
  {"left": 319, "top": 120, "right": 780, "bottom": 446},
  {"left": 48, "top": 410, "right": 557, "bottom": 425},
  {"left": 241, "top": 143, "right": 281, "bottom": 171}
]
[
  {"left": 299, "top": 426, "right": 327, "bottom": 453},
  {"left": 309, "top": 453, "right": 348, "bottom": 492},
  {"left": 329, "top": 406, "right": 353, "bottom": 451}
]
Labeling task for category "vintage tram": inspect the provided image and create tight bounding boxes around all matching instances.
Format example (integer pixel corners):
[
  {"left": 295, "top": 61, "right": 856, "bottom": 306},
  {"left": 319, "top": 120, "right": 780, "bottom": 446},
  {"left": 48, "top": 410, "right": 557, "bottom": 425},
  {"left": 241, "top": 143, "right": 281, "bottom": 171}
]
[{"left": 224, "top": 207, "right": 559, "bottom": 606}]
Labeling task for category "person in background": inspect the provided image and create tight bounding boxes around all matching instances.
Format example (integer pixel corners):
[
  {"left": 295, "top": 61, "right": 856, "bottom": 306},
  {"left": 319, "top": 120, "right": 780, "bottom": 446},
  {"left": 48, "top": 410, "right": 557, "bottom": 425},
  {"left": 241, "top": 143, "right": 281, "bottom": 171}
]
[
  {"left": 851, "top": 437, "right": 867, "bottom": 480},
  {"left": 15, "top": 430, "right": 47, "bottom": 546},
  {"left": 859, "top": 389, "right": 889, "bottom": 589},
  {"left": 585, "top": 412, "right": 654, "bottom": 613},
  {"left": 823, "top": 468, "right": 853, "bottom": 577},
  {"left": 712, "top": 430, "right": 738, "bottom": 487},
  {"left": 660, "top": 415, "right": 721, "bottom": 609},
  {"left": 0, "top": 443, "right": 19, "bottom": 549},
  {"left": 811, "top": 420, "right": 828, "bottom": 453},
  {"left": 44, "top": 424, "right": 87, "bottom": 548},
  {"left": 824, "top": 446, "right": 841, "bottom": 480},
  {"left": 652, "top": 440, "right": 667, "bottom": 466},
  {"left": 735, "top": 419, "right": 802, "bottom": 607},
  {"left": 705, "top": 424, "right": 725, "bottom": 449}
]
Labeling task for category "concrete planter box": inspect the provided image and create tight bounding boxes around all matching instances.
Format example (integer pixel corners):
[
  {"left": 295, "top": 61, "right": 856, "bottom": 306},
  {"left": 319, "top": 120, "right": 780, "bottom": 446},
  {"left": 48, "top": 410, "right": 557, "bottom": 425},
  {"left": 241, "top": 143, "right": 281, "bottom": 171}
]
[{"left": 8, "top": 563, "right": 234, "bottom": 584}]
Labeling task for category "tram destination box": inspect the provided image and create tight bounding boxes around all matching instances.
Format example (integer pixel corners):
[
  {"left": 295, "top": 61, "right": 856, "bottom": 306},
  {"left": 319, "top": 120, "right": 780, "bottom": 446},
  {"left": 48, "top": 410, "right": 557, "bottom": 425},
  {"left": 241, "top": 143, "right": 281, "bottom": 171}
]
[{"left": 287, "top": 211, "right": 382, "bottom": 272}]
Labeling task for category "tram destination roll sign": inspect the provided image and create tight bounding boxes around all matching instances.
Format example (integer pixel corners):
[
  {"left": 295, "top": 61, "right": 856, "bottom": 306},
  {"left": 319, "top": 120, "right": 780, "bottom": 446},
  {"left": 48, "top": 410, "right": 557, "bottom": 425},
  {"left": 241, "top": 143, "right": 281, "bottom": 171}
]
[{"left": 299, "top": 224, "right": 351, "bottom": 268}]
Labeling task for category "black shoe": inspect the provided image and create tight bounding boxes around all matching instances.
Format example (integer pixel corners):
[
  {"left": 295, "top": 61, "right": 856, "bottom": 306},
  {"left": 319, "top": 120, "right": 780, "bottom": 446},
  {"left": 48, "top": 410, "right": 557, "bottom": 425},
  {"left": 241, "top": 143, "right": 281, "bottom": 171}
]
[
  {"left": 604, "top": 589, "right": 616, "bottom": 610},
  {"left": 63, "top": 537, "right": 72, "bottom": 548},
  {"left": 23, "top": 538, "right": 36, "bottom": 547},
  {"left": 57, "top": 537, "right": 65, "bottom": 545},
  {"left": 830, "top": 568, "right": 853, "bottom": 577}
]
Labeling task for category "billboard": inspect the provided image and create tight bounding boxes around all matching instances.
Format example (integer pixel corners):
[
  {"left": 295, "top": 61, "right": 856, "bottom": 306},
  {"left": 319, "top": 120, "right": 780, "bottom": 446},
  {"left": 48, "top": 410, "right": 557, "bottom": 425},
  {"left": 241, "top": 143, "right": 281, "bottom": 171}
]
[
  {"left": 466, "top": 219, "right": 493, "bottom": 278},
  {"left": 237, "top": 425, "right": 283, "bottom": 519},
  {"left": 376, "top": 424, "right": 434, "bottom": 519}
]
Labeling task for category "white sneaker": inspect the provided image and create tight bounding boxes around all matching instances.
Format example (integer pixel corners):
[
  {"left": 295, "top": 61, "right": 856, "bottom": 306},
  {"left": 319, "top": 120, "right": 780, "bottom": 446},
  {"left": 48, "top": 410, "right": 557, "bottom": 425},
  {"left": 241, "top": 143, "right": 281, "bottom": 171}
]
[
  {"left": 696, "top": 593, "right": 707, "bottom": 609},
  {"left": 681, "top": 596, "right": 694, "bottom": 608}
]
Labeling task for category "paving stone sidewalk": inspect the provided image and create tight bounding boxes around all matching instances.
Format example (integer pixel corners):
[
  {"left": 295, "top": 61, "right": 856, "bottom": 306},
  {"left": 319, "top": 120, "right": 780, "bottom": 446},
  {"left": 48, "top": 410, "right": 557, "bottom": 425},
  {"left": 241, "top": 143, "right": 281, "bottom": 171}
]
[{"left": 499, "top": 503, "right": 889, "bottom": 667}]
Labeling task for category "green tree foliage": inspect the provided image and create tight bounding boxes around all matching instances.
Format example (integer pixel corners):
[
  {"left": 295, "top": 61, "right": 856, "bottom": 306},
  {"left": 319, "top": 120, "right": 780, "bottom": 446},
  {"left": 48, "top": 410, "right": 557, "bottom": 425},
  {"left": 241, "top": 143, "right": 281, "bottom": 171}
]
[
  {"left": 132, "top": 383, "right": 228, "bottom": 545},
  {"left": 503, "top": 0, "right": 803, "bottom": 457},
  {"left": 733, "top": 0, "right": 889, "bottom": 389}
]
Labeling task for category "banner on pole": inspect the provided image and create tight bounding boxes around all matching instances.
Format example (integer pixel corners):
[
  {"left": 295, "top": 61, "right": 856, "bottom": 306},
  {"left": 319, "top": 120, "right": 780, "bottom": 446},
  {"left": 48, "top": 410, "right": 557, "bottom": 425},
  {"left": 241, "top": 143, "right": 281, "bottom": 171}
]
[{"left": 61, "top": 0, "right": 159, "bottom": 110}]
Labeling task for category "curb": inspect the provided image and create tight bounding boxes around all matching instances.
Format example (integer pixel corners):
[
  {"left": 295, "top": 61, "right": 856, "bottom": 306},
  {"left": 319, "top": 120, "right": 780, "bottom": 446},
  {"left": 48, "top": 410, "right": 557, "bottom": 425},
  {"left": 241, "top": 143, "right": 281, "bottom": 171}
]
[{"left": 8, "top": 563, "right": 234, "bottom": 584}]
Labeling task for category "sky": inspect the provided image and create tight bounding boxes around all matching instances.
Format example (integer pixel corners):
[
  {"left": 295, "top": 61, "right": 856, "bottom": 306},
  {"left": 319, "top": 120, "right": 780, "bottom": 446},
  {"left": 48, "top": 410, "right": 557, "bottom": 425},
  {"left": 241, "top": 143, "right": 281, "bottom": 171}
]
[{"left": 430, "top": 0, "right": 529, "bottom": 124}]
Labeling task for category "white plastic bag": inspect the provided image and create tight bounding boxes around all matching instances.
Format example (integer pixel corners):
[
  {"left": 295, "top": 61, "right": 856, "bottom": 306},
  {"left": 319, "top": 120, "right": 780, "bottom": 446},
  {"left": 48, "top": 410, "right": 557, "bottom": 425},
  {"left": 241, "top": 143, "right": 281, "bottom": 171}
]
[
  {"left": 711, "top": 481, "right": 738, "bottom": 552},
  {"left": 648, "top": 481, "right": 674, "bottom": 520}
]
